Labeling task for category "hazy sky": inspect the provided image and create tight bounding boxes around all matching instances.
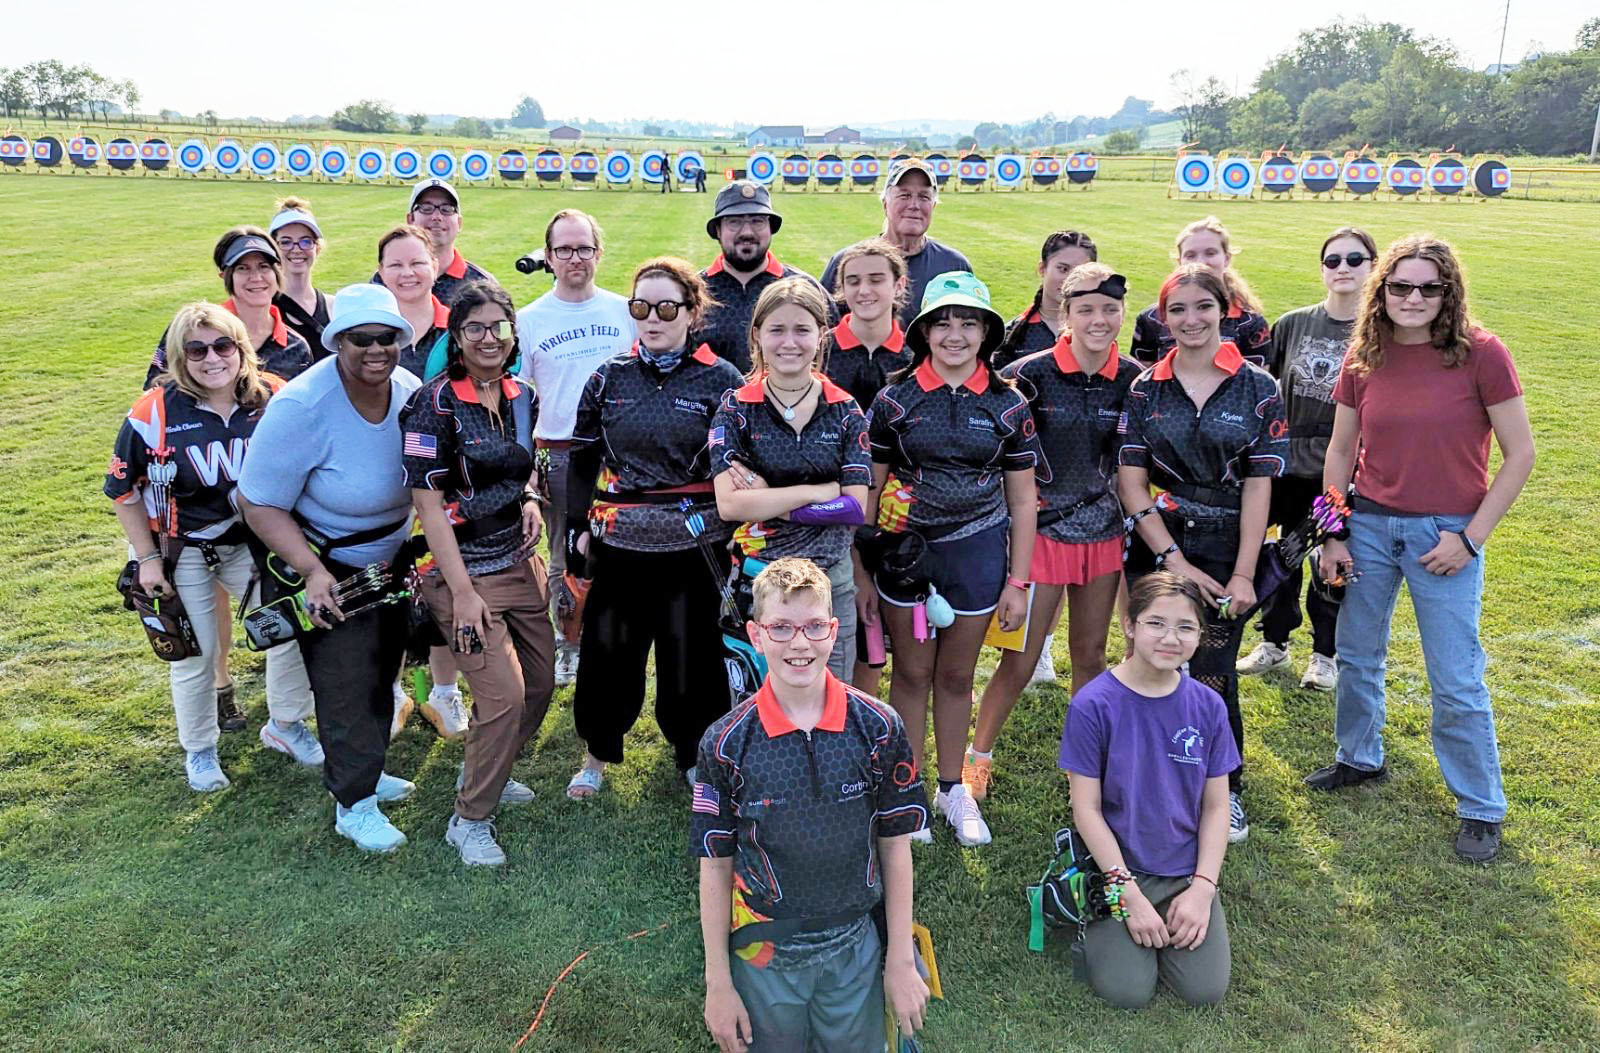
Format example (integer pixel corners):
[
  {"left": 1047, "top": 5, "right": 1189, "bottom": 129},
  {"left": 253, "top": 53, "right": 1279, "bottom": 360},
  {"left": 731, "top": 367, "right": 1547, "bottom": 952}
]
[{"left": 8, "top": 1, "right": 1593, "bottom": 125}]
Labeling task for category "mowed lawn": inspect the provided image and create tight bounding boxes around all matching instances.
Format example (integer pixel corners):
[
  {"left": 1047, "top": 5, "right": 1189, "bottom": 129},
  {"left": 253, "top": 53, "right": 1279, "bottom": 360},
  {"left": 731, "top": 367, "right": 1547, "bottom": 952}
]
[{"left": 1, "top": 174, "right": 1597, "bottom": 1052}]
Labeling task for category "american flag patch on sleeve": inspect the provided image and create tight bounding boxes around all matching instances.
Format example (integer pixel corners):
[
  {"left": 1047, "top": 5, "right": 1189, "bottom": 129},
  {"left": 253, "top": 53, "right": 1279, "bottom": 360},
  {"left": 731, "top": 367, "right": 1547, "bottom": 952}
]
[
  {"left": 708, "top": 426, "right": 725, "bottom": 449},
  {"left": 691, "top": 781, "right": 721, "bottom": 815},
  {"left": 403, "top": 432, "right": 437, "bottom": 458}
]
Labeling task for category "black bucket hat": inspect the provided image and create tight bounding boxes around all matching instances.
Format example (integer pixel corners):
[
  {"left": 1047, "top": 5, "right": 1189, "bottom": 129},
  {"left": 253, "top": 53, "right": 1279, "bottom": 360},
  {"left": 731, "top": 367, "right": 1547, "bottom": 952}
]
[{"left": 706, "top": 180, "right": 782, "bottom": 238}]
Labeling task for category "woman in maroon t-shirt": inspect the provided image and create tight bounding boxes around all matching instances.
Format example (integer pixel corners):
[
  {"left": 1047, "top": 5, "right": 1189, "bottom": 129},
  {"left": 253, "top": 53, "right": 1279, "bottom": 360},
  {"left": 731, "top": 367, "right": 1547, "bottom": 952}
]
[{"left": 1305, "top": 235, "right": 1534, "bottom": 864}]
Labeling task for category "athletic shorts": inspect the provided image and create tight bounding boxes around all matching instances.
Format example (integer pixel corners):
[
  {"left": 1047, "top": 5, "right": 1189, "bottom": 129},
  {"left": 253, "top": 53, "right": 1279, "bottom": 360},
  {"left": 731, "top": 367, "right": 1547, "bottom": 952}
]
[
  {"left": 876, "top": 520, "right": 1008, "bottom": 617},
  {"left": 1032, "top": 535, "right": 1122, "bottom": 587}
]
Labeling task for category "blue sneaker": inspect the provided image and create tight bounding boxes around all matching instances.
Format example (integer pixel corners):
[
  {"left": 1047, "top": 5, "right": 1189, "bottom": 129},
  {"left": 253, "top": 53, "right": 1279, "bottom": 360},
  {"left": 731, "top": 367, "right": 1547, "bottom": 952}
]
[
  {"left": 334, "top": 796, "right": 406, "bottom": 853},
  {"left": 185, "top": 747, "right": 230, "bottom": 792},
  {"left": 375, "top": 771, "right": 415, "bottom": 802},
  {"left": 259, "top": 720, "right": 325, "bottom": 767}
]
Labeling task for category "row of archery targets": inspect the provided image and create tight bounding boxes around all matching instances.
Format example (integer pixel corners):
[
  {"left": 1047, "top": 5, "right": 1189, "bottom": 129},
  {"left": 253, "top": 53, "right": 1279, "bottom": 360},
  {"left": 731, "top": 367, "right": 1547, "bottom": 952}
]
[{"left": 1170, "top": 150, "right": 1513, "bottom": 199}]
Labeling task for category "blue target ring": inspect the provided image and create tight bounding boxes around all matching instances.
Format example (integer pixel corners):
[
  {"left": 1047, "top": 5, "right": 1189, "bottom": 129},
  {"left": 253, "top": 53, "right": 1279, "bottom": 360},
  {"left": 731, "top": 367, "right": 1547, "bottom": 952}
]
[
  {"left": 1259, "top": 154, "right": 1296, "bottom": 194},
  {"left": 32, "top": 136, "right": 62, "bottom": 167},
  {"left": 1030, "top": 156, "right": 1061, "bottom": 185},
  {"left": 70, "top": 136, "right": 99, "bottom": 167},
  {"left": 355, "top": 148, "right": 386, "bottom": 180},
  {"left": 1427, "top": 157, "right": 1466, "bottom": 195},
  {"left": 674, "top": 151, "right": 704, "bottom": 182},
  {"left": 781, "top": 154, "right": 810, "bottom": 185},
  {"left": 958, "top": 153, "right": 989, "bottom": 184},
  {"left": 569, "top": 151, "right": 597, "bottom": 182},
  {"left": 924, "top": 154, "right": 953, "bottom": 185},
  {"left": 107, "top": 138, "right": 137, "bottom": 169},
  {"left": 142, "top": 138, "right": 171, "bottom": 170},
  {"left": 1388, "top": 158, "right": 1423, "bottom": 195},
  {"left": 177, "top": 139, "right": 209, "bottom": 173},
  {"left": 604, "top": 151, "right": 634, "bottom": 183},
  {"left": 285, "top": 144, "right": 315, "bottom": 177},
  {"left": 1342, "top": 157, "right": 1382, "bottom": 195},
  {"left": 461, "top": 150, "right": 491, "bottom": 181},
  {"left": 390, "top": 148, "right": 421, "bottom": 179},
  {"left": 0, "top": 135, "right": 25, "bottom": 166},
  {"left": 993, "top": 155, "right": 1024, "bottom": 187},
  {"left": 1175, "top": 155, "right": 1214, "bottom": 193},
  {"left": 317, "top": 145, "right": 349, "bottom": 179},
  {"left": 1066, "top": 152, "right": 1098, "bottom": 184},
  {"left": 747, "top": 151, "right": 777, "bottom": 184},
  {"left": 534, "top": 149, "right": 565, "bottom": 182},
  {"left": 213, "top": 141, "right": 243, "bottom": 175},
  {"left": 427, "top": 149, "right": 456, "bottom": 180},
  {"left": 640, "top": 150, "right": 667, "bottom": 184},
  {"left": 498, "top": 149, "right": 527, "bottom": 181},
  {"left": 1218, "top": 158, "right": 1255, "bottom": 195},
  {"left": 249, "top": 142, "right": 280, "bottom": 176}
]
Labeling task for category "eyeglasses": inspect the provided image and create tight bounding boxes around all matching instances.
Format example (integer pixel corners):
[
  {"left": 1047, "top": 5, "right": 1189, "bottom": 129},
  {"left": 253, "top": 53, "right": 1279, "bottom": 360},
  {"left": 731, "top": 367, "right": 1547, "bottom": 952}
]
[
  {"left": 628, "top": 298, "right": 685, "bottom": 322},
  {"left": 181, "top": 337, "right": 239, "bottom": 361},
  {"left": 550, "top": 246, "right": 598, "bottom": 261},
  {"left": 411, "top": 202, "right": 458, "bottom": 217},
  {"left": 1383, "top": 280, "right": 1447, "bottom": 300},
  {"left": 460, "top": 320, "right": 511, "bottom": 341},
  {"left": 276, "top": 235, "right": 317, "bottom": 252},
  {"left": 757, "top": 619, "right": 834, "bottom": 642},
  {"left": 1135, "top": 618, "right": 1201, "bottom": 641},
  {"left": 1322, "top": 252, "right": 1371, "bottom": 270},
  {"left": 341, "top": 329, "right": 402, "bottom": 349},
  {"left": 720, "top": 215, "right": 770, "bottom": 232}
]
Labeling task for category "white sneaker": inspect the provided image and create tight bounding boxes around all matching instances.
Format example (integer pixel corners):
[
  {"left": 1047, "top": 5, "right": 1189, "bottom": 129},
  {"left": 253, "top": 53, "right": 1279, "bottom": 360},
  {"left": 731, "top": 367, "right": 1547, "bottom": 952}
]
[
  {"left": 909, "top": 826, "right": 934, "bottom": 845},
  {"left": 446, "top": 814, "right": 506, "bottom": 866},
  {"left": 421, "top": 685, "right": 469, "bottom": 740},
  {"left": 456, "top": 764, "right": 535, "bottom": 805},
  {"left": 935, "top": 784, "right": 992, "bottom": 846},
  {"left": 335, "top": 796, "right": 406, "bottom": 853},
  {"left": 1228, "top": 792, "right": 1250, "bottom": 844},
  {"left": 375, "top": 771, "right": 416, "bottom": 802},
  {"left": 1237, "top": 641, "right": 1290, "bottom": 676},
  {"left": 554, "top": 646, "right": 579, "bottom": 687},
  {"left": 391, "top": 681, "right": 414, "bottom": 738},
  {"left": 185, "top": 747, "right": 229, "bottom": 792},
  {"left": 259, "top": 719, "right": 325, "bottom": 767},
  {"left": 1028, "top": 636, "right": 1057, "bottom": 685},
  {"left": 1301, "top": 653, "right": 1338, "bottom": 692}
]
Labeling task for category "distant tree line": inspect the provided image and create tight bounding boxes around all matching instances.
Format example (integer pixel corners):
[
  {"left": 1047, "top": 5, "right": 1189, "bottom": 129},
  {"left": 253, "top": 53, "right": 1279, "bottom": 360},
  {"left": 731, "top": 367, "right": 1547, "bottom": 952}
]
[{"left": 1, "top": 60, "right": 140, "bottom": 121}]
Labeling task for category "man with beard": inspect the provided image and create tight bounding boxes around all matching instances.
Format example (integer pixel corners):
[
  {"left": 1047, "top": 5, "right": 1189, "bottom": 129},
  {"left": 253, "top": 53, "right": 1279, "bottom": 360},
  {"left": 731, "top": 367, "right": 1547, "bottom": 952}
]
[
  {"left": 695, "top": 181, "right": 823, "bottom": 372},
  {"left": 820, "top": 159, "right": 972, "bottom": 328}
]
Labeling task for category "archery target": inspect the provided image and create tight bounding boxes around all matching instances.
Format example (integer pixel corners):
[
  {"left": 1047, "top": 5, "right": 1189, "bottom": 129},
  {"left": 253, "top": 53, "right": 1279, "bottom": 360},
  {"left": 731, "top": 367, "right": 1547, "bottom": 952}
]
[
  {"left": 284, "top": 144, "right": 315, "bottom": 177},
  {"left": 426, "top": 149, "right": 456, "bottom": 180},
  {"left": 141, "top": 138, "right": 172, "bottom": 170},
  {"left": 30, "top": 135, "right": 61, "bottom": 167},
  {"left": 534, "top": 149, "right": 565, "bottom": 182},
  {"left": 1427, "top": 157, "right": 1467, "bottom": 195},
  {"left": 603, "top": 151, "right": 633, "bottom": 184},
  {"left": 317, "top": 145, "right": 349, "bottom": 179},
  {"left": 640, "top": 150, "right": 667, "bottom": 184},
  {"left": 249, "top": 141, "right": 281, "bottom": 176},
  {"left": 993, "top": 154, "right": 1024, "bottom": 188},
  {"left": 814, "top": 154, "right": 845, "bottom": 185},
  {"left": 746, "top": 151, "right": 777, "bottom": 184},
  {"left": 674, "top": 151, "right": 704, "bottom": 182},
  {"left": 850, "top": 153, "right": 881, "bottom": 186},
  {"left": 0, "top": 135, "right": 25, "bottom": 166},
  {"left": 69, "top": 136, "right": 99, "bottom": 167},
  {"left": 1472, "top": 160, "right": 1510, "bottom": 197},
  {"left": 497, "top": 149, "right": 527, "bottom": 180},
  {"left": 390, "top": 147, "right": 421, "bottom": 180},
  {"left": 1387, "top": 158, "right": 1423, "bottom": 195},
  {"left": 569, "top": 151, "right": 599, "bottom": 182},
  {"left": 957, "top": 153, "right": 989, "bottom": 184},
  {"left": 461, "top": 149, "right": 492, "bottom": 181},
  {"left": 212, "top": 140, "right": 244, "bottom": 175},
  {"left": 780, "top": 154, "right": 810, "bottom": 185},
  {"left": 1259, "top": 154, "right": 1296, "bottom": 194},
  {"left": 176, "top": 138, "right": 209, "bottom": 173},
  {"left": 1300, "top": 154, "right": 1339, "bottom": 193},
  {"left": 1030, "top": 155, "right": 1061, "bottom": 185},
  {"left": 924, "top": 154, "right": 954, "bottom": 185},
  {"left": 354, "top": 147, "right": 386, "bottom": 180},
  {"left": 107, "top": 137, "right": 137, "bottom": 169},
  {"left": 1342, "top": 156, "right": 1383, "bottom": 195},
  {"left": 1066, "top": 152, "right": 1098, "bottom": 184},
  {"left": 1174, "top": 154, "right": 1214, "bottom": 193},
  {"left": 1217, "top": 157, "right": 1255, "bottom": 195}
]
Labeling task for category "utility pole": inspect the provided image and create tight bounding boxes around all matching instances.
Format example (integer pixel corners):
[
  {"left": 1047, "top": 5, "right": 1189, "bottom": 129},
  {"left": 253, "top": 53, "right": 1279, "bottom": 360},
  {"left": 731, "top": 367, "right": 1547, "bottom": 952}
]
[
  {"left": 1590, "top": 97, "right": 1600, "bottom": 162},
  {"left": 1496, "top": 0, "right": 1511, "bottom": 76}
]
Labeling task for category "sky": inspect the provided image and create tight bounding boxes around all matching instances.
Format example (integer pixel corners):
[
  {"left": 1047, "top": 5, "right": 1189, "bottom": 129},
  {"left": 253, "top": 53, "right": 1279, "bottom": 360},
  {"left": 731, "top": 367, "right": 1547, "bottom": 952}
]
[{"left": 7, "top": 1, "right": 1594, "bottom": 126}]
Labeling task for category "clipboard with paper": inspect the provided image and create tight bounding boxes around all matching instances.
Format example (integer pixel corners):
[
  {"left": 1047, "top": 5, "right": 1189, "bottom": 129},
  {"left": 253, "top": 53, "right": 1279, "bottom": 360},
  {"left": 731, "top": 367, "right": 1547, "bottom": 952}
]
[{"left": 983, "top": 582, "right": 1035, "bottom": 652}]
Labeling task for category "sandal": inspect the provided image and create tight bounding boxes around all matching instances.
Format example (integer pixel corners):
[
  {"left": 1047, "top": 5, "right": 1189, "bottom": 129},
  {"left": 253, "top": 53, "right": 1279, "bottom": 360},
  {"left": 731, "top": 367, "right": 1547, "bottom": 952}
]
[
  {"left": 566, "top": 765, "right": 605, "bottom": 800},
  {"left": 216, "top": 682, "right": 245, "bottom": 733}
]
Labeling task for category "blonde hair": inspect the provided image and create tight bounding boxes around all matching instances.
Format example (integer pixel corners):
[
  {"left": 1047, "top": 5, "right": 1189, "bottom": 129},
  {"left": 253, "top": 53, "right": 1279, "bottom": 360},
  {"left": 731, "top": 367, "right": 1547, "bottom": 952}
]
[
  {"left": 162, "top": 302, "right": 273, "bottom": 409},
  {"left": 751, "top": 557, "right": 832, "bottom": 620},
  {"left": 1346, "top": 234, "right": 1476, "bottom": 375},
  {"left": 747, "top": 278, "right": 833, "bottom": 380},
  {"left": 1175, "top": 216, "right": 1264, "bottom": 316}
]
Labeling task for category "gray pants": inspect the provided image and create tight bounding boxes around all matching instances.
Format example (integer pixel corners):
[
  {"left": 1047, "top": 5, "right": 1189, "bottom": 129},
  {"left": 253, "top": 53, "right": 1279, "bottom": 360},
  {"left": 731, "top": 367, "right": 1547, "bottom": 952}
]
[
  {"left": 1083, "top": 874, "right": 1230, "bottom": 1009},
  {"left": 825, "top": 555, "right": 857, "bottom": 681},
  {"left": 729, "top": 919, "right": 884, "bottom": 1052}
]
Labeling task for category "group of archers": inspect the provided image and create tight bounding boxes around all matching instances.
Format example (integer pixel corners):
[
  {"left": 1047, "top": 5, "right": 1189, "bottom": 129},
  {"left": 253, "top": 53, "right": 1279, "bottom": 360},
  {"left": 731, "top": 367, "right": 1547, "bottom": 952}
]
[{"left": 106, "top": 155, "right": 1534, "bottom": 1043}]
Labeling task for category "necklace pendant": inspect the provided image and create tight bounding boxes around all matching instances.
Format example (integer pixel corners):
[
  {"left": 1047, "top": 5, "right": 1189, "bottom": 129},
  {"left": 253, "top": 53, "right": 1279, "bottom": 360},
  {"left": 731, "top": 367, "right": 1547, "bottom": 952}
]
[{"left": 783, "top": 406, "right": 796, "bottom": 421}]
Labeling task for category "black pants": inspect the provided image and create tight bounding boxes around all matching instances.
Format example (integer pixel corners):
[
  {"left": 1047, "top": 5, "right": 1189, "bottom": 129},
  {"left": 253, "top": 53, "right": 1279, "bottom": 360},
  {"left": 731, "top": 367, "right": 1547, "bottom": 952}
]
[
  {"left": 296, "top": 557, "right": 408, "bottom": 807},
  {"left": 573, "top": 543, "right": 729, "bottom": 770},
  {"left": 1259, "top": 475, "right": 1339, "bottom": 656}
]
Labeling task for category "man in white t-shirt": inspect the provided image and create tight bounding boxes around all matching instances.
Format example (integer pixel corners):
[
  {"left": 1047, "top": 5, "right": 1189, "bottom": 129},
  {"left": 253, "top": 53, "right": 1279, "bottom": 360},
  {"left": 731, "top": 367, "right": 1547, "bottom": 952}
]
[{"left": 516, "top": 209, "right": 636, "bottom": 684}]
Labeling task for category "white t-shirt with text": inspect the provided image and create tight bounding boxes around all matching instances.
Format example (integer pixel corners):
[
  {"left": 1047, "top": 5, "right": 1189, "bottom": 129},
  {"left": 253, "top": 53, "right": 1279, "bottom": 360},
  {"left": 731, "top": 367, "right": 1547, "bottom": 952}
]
[{"left": 516, "top": 287, "right": 636, "bottom": 439}]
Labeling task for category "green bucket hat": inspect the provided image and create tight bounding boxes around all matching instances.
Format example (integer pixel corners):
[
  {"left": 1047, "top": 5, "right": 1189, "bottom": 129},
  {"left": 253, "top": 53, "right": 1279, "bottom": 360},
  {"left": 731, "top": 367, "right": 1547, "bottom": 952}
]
[{"left": 906, "top": 271, "right": 1005, "bottom": 357}]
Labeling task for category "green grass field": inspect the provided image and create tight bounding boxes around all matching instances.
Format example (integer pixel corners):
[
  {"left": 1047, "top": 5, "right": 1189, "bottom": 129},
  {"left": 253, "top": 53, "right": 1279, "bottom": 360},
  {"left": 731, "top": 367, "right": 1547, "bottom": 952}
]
[{"left": 1, "top": 174, "right": 1597, "bottom": 1052}]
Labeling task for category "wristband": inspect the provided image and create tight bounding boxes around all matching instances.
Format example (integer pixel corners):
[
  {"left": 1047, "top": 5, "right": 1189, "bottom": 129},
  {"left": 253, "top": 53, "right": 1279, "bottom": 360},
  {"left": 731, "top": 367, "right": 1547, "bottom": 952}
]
[
  {"left": 1456, "top": 531, "right": 1480, "bottom": 559},
  {"left": 1191, "top": 873, "right": 1218, "bottom": 890},
  {"left": 1154, "top": 542, "right": 1180, "bottom": 566},
  {"left": 1103, "top": 866, "right": 1136, "bottom": 922},
  {"left": 1005, "top": 576, "right": 1029, "bottom": 591},
  {"left": 137, "top": 552, "right": 162, "bottom": 566},
  {"left": 1125, "top": 506, "right": 1156, "bottom": 531}
]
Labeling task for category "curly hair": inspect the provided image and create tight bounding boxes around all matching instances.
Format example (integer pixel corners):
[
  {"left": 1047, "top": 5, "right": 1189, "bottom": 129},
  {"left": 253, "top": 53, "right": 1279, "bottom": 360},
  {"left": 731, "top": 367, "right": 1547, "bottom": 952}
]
[
  {"left": 1346, "top": 234, "right": 1475, "bottom": 375},
  {"left": 631, "top": 256, "right": 719, "bottom": 324},
  {"left": 747, "top": 277, "right": 832, "bottom": 380}
]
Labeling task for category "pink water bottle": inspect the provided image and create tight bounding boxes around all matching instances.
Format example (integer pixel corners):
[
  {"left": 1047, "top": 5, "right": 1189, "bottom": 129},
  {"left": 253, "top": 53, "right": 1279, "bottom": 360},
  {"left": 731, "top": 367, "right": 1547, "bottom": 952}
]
[
  {"left": 864, "top": 617, "right": 887, "bottom": 664},
  {"left": 912, "top": 601, "right": 929, "bottom": 642}
]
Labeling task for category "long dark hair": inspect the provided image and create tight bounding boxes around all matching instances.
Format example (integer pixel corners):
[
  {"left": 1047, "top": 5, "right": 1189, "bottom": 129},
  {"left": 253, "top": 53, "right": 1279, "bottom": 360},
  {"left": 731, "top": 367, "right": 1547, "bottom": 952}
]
[
  {"left": 445, "top": 281, "right": 520, "bottom": 380},
  {"left": 996, "top": 230, "right": 1098, "bottom": 362},
  {"left": 894, "top": 305, "right": 1010, "bottom": 388}
]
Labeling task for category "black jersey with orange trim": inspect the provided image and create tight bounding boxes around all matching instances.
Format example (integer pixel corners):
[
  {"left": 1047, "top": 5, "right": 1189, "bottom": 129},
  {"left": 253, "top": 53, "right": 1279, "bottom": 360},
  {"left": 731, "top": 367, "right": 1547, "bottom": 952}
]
[
  {"left": 709, "top": 374, "right": 872, "bottom": 566},
  {"left": 695, "top": 252, "right": 825, "bottom": 373},
  {"left": 146, "top": 301, "right": 314, "bottom": 389},
  {"left": 370, "top": 248, "right": 495, "bottom": 308},
  {"left": 993, "top": 305, "right": 1057, "bottom": 371},
  {"left": 1005, "top": 336, "right": 1142, "bottom": 544},
  {"left": 825, "top": 314, "right": 912, "bottom": 412},
  {"left": 690, "top": 671, "right": 928, "bottom": 956},
  {"left": 396, "top": 296, "right": 453, "bottom": 381},
  {"left": 1129, "top": 302, "right": 1273, "bottom": 369},
  {"left": 105, "top": 381, "right": 269, "bottom": 543},
  {"left": 566, "top": 342, "right": 745, "bottom": 552},
  {"left": 400, "top": 372, "right": 538, "bottom": 576}
]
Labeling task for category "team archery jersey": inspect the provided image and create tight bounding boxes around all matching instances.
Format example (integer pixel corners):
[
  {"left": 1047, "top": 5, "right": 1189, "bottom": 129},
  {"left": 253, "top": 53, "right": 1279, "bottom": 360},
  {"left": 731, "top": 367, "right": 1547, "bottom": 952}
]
[
  {"left": 821, "top": 238, "right": 973, "bottom": 328},
  {"left": 695, "top": 252, "right": 824, "bottom": 372},
  {"left": 709, "top": 375, "right": 872, "bottom": 567},
  {"left": 1130, "top": 302, "right": 1273, "bottom": 369},
  {"left": 993, "top": 305, "right": 1056, "bottom": 371},
  {"left": 825, "top": 315, "right": 912, "bottom": 412},
  {"left": 1270, "top": 304, "right": 1351, "bottom": 479},
  {"left": 867, "top": 359, "right": 1040, "bottom": 540},
  {"left": 1005, "top": 336, "right": 1141, "bottom": 544},
  {"left": 567, "top": 343, "right": 745, "bottom": 552},
  {"left": 370, "top": 249, "right": 495, "bottom": 308},
  {"left": 105, "top": 381, "right": 267, "bottom": 542},
  {"left": 146, "top": 301, "right": 315, "bottom": 389},
  {"left": 690, "top": 672, "right": 929, "bottom": 965},
  {"left": 400, "top": 373, "right": 538, "bottom": 577},
  {"left": 1118, "top": 342, "right": 1287, "bottom": 522},
  {"left": 395, "top": 296, "right": 452, "bottom": 381}
]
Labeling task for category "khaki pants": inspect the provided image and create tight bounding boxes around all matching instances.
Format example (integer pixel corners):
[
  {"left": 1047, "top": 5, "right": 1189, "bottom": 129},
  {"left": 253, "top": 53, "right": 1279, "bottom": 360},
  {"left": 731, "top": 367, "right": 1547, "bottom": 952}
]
[{"left": 419, "top": 556, "right": 555, "bottom": 820}]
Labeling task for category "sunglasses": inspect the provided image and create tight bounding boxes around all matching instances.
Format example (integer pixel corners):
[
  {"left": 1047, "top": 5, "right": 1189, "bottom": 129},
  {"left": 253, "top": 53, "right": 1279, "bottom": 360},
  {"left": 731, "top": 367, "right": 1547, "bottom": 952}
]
[
  {"left": 181, "top": 337, "right": 239, "bottom": 362},
  {"left": 1383, "top": 280, "right": 1447, "bottom": 300},
  {"left": 460, "top": 320, "right": 511, "bottom": 341},
  {"left": 341, "top": 329, "right": 402, "bottom": 349},
  {"left": 276, "top": 235, "right": 317, "bottom": 252},
  {"left": 757, "top": 619, "right": 834, "bottom": 643},
  {"left": 628, "top": 298, "right": 686, "bottom": 322},
  {"left": 1321, "top": 252, "right": 1371, "bottom": 269}
]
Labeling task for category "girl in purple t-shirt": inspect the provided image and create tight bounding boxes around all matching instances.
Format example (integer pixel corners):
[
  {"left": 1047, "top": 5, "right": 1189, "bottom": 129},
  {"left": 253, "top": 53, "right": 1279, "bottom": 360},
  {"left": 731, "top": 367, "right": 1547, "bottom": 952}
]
[{"left": 1059, "top": 571, "right": 1236, "bottom": 1009}]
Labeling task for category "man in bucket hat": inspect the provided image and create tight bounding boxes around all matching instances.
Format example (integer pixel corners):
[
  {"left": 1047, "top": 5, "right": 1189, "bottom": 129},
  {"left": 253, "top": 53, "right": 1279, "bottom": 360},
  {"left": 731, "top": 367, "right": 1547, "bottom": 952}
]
[{"left": 695, "top": 180, "right": 824, "bottom": 372}]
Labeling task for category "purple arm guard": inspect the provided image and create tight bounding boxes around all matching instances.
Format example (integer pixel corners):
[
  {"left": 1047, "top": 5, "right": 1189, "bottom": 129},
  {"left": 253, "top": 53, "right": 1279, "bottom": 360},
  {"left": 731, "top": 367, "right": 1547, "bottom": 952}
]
[{"left": 790, "top": 495, "right": 865, "bottom": 526}]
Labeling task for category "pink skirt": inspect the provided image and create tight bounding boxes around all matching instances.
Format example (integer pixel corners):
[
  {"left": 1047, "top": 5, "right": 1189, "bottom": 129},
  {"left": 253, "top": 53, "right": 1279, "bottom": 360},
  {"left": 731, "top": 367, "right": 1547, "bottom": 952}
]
[{"left": 1032, "top": 535, "right": 1123, "bottom": 586}]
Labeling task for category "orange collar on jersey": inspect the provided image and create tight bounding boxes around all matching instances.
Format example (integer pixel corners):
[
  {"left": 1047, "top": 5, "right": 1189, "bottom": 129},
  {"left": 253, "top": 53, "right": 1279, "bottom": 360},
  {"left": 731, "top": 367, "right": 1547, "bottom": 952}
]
[
  {"left": 705, "top": 251, "right": 785, "bottom": 279},
  {"left": 442, "top": 248, "right": 469, "bottom": 280},
  {"left": 914, "top": 356, "right": 989, "bottom": 394},
  {"left": 628, "top": 341, "right": 719, "bottom": 366},
  {"left": 448, "top": 374, "right": 521, "bottom": 404},
  {"left": 430, "top": 296, "right": 450, "bottom": 330},
  {"left": 1150, "top": 340, "right": 1245, "bottom": 381},
  {"left": 1018, "top": 304, "right": 1044, "bottom": 327},
  {"left": 1051, "top": 333, "right": 1121, "bottom": 380},
  {"left": 223, "top": 298, "right": 290, "bottom": 348},
  {"left": 834, "top": 314, "right": 905, "bottom": 353},
  {"left": 734, "top": 372, "right": 854, "bottom": 404},
  {"left": 755, "top": 669, "right": 848, "bottom": 737}
]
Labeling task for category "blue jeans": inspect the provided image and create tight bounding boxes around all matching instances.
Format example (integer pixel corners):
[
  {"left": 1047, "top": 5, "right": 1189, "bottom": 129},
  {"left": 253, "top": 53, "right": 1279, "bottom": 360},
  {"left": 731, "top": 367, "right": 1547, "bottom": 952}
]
[{"left": 1333, "top": 511, "right": 1506, "bottom": 822}]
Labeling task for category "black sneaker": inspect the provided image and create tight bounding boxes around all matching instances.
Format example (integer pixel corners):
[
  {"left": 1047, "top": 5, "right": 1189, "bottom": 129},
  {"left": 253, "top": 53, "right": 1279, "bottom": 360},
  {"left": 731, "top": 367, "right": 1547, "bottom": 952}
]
[
  {"left": 1455, "top": 819, "right": 1502, "bottom": 863},
  {"left": 1303, "top": 761, "right": 1388, "bottom": 791},
  {"left": 217, "top": 683, "right": 246, "bottom": 733}
]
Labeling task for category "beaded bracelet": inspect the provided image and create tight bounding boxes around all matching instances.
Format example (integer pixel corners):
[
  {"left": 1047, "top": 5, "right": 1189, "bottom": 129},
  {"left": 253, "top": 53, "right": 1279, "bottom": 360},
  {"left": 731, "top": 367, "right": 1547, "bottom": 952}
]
[{"left": 1103, "top": 866, "right": 1135, "bottom": 922}]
